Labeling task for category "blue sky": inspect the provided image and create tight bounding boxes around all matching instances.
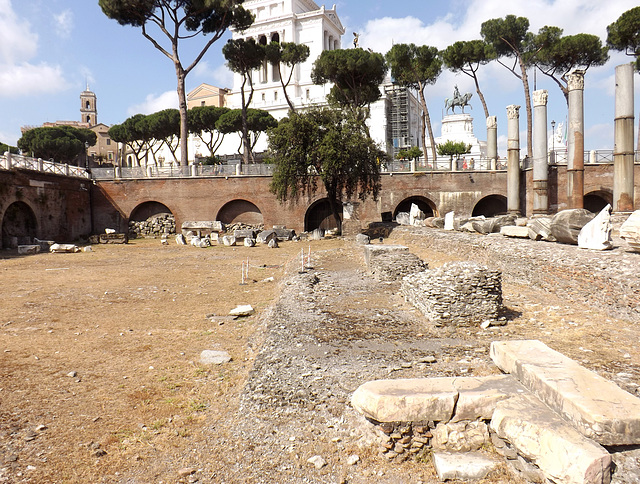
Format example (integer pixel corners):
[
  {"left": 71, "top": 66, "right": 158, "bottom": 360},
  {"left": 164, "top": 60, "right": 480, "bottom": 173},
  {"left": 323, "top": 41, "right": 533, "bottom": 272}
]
[{"left": 0, "top": 0, "right": 639, "bottom": 155}]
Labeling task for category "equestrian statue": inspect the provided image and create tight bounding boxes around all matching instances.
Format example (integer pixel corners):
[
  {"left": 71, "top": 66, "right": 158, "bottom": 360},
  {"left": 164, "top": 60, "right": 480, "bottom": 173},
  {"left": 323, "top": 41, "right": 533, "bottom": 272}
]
[{"left": 444, "top": 85, "right": 473, "bottom": 114}]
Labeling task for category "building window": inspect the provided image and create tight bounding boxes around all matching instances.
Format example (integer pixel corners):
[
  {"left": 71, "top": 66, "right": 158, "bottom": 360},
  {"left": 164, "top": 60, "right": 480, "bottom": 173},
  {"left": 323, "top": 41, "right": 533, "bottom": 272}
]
[
  {"left": 274, "top": 91, "right": 278, "bottom": 101},
  {"left": 201, "top": 101, "right": 206, "bottom": 107},
  {"left": 261, "top": 93, "right": 266, "bottom": 101},
  {"left": 306, "top": 89, "right": 310, "bottom": 100},
  {"left": 106, "top": 139, "right": 111, "bottom": 145}
]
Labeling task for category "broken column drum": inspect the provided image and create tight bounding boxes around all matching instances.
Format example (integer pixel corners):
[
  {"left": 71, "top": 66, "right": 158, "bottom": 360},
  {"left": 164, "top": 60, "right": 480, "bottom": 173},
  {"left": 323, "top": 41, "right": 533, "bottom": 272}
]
[
  {"left": 614, "top": 63, "right": 635, "bottom": 212},
  {"left": 567, "top": 71, "right": 585, "bottom": 209},
  {"left": 506, "top": 105, "right": 521, "bottom": 214},
  {"left": 533, "top": 90, "right": 549, "bottom": 214}
]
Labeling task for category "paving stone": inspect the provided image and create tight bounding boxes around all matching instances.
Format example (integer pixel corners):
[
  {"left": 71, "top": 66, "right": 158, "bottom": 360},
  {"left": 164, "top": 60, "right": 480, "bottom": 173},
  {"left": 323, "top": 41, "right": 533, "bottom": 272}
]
[
  {"left": 491, "top": 340, "right": 640, "bottom": 445},
  {"left": 491, "top": 393, "right": 612, "bottom": 484},
  {"left": 351, "top": 375, "right": 524, "bottom": 423},
  {"left": 433, "top": 452, "right": 499, "bottom": 480}
]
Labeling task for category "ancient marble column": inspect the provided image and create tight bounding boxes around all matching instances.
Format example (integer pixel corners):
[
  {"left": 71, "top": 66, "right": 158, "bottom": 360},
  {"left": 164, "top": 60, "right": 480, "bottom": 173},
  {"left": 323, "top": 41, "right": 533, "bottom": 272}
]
[
  {"left": 486, "top": 116, "right": 497, "bottom": 170},
  {"left": 533, "top": 90, "right": 549, "bottom": 214},
  {"left": 507, "top": 105, "right": 521, "bottom": 214},
  {"left": 614, "top": 63, "right": 635, "bottom": 212},
  {"left": 567, "top": 71, "right": 585, "bottom": 209}
]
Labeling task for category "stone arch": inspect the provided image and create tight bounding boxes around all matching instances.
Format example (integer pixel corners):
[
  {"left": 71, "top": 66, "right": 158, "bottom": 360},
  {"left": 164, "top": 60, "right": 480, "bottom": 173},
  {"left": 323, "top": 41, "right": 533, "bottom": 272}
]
[
  {"left": 584, "top": 190, "right": 612, "bottom": 214},
  {"left": 1, "top": 201, "right": 38, "bottom": 248},
  {"left": 392, "top": 196, "right": 437, "bottom": 219},
  {"left": 305, "top": 198, "right": 341, "bottom": 232},
  {"left": 472, "top": 195, "right": 507, "bottom": 217},
  {"left": 217, "top": 200, "right": 264, "bottom": 225},
  {"left": 129, "top": 201, "right": 174, "bottom": 222}
]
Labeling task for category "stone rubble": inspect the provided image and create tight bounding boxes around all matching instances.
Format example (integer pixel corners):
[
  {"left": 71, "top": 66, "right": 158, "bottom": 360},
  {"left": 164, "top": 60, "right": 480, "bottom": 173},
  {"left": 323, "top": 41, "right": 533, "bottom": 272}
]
[{"left": 129, "top": 213, "right": 175, "bottom": 238}]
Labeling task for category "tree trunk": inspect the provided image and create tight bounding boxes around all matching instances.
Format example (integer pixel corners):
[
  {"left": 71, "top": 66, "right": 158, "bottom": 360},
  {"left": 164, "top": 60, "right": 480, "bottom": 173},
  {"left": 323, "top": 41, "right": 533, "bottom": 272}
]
[
  {"left": 326, "top": 193, "right": 342, "bottom": 235},
  {"left": 472, "top": 73, "right": 490, "bottom": 119},
  {"left": 418, "top": 86, "right": 438, "bottom": 161},
  {"left": 417, "top": 87, "right": 430, "bottom": 162},
  {"left": 518, "top": 57, "right": 534, "bottom": 159},
  {"left": 239, "top": 77, "right": 250, "bottom": 166},
  {"left": 176, "top": 65, "right": 189, "bottom": 166}
]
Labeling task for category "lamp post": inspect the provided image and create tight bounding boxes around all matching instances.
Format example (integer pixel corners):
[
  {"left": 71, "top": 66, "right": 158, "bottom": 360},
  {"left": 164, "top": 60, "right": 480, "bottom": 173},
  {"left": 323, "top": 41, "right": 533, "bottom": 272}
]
[{"left": 550, "top": 120, "right": 556, "bottom": 163}]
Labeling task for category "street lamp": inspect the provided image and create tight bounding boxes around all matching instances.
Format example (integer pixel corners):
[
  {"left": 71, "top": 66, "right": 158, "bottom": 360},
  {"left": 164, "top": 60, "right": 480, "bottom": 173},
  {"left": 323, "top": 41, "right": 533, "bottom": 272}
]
[{"left": 550, "top": 120, "right": 556, "bottom": 163}]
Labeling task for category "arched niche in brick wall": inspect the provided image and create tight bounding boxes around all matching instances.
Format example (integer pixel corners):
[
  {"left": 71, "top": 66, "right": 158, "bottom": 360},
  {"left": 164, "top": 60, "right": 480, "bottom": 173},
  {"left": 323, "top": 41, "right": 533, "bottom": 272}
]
[
  {"left": 392, "top": 196, "right": 436, "bottom": 219},
  {"left": 1, "top": 201, "right": 38, "bottom": 248},
  {"left": 472, "top": 195, "right": 507, "bottom": 218},
  {"left": 304, "top": 198, "right": 341, "bottom": 232},
  {"left": 217, "top": 199, "right": 264, "bottom": 225}
]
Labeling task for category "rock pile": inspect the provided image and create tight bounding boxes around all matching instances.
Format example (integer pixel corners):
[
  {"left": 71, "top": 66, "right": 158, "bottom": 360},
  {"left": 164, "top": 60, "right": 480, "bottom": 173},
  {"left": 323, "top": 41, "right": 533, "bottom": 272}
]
[
  {"left": 401, "top": 261, "right": 503, "bottom": 326},
  {"left": 129, "top": 213, "right": 175, "bottom": 238}
]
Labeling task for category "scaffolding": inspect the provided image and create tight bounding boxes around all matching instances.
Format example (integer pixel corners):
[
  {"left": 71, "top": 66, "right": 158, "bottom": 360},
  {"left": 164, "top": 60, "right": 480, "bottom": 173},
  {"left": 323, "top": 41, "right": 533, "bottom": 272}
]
[{"left": 385, "top": 85, "right": 412, "bottom": 159}]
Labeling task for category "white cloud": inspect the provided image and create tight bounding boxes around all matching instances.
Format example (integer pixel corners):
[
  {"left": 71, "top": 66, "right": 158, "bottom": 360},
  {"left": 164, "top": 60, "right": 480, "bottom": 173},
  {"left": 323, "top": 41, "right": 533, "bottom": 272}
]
[
  {"left": 0, "top": 62, "right": 68, "bottom": 97},
  {"left": 54, "top": 9, "right": 73, "bottom": 39},
  {"left": 127, "top": 91, "right": 179, "bottom": 116},
  {"left": 192, "top": 61, "right": 234, "bottom": 89},
  {"left": 359, "top": 0, "right": 640, "bottom": 55},
  {"left": 0, "top": 0, "right": 69, "bottom": 97},
  {"left": 0, "top": 0, "right": 38, "bottom": 64}
]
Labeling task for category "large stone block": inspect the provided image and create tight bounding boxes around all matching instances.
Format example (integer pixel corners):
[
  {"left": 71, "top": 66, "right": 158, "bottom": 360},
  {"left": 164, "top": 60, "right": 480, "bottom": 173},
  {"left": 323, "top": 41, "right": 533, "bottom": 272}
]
[
  {"left": 351, "top": 375, "right": 524, "bottom": 424},
  {"left": 433, "top": 452, "right": 499, "bottom": 480},
  {"left": 550, "top": 209, "right": 595, "bottom": 245},
  {"left": 578, "top": 205, "right": 613, "bottom": 250},
  {"left": 491, "top": 340, "right": 640, "bottom": 445},
  {"left": 491, "top": 393, "right": 612, "bottom": 484},
  {"left": 619, "top": 210, "right": 640, "bottom": 252}
]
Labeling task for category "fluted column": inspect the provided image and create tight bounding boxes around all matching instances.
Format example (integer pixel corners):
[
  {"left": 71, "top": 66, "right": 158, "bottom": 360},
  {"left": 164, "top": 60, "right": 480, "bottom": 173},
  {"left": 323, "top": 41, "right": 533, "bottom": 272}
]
[
  {"left": 533, "top": 90, "right": 549, "bottom": 214},
  {"left": 567, "top": 71, "right": 584, "bottom": 209},
  {"left": 507, "top": 105, "right": 521, "bottom": 214},
  {"left": 614, "top": 63, "right": 635, "bottom": 212}
]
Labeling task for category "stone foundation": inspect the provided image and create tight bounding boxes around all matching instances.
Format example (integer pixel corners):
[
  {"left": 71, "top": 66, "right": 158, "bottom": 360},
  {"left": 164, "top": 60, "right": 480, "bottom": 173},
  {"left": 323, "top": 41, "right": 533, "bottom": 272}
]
[{"left": 401, "top": 261, "right": 503, "bottom": 326}]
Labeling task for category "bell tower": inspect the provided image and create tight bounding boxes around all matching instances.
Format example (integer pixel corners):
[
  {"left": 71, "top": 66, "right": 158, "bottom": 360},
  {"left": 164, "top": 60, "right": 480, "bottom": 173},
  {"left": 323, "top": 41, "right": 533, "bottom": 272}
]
[{"left": 80, "top": 83, "right": 97, "bottom": 126}]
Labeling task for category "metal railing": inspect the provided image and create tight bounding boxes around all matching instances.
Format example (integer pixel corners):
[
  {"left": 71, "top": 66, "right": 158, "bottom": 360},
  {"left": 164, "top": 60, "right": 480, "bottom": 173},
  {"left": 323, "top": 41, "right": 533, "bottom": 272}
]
[
  {"left": 5, "top": 149, "right": 637, "bottom": 181},
  {"left": 91, "top": 162, "right": 275, "bottom": 180},
  {"left": 0, "top": 152, "right": 90, "bottom": 179}
]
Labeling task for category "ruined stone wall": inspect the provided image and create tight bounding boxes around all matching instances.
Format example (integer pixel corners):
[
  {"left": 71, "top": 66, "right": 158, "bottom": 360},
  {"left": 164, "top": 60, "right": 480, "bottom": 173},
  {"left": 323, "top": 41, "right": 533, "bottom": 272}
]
[
  {"left": 0, "top": 169, "right": 91, "bottom": 249},
  {"left": 401, "top": 261, "right": 503, "bottom": 326}
]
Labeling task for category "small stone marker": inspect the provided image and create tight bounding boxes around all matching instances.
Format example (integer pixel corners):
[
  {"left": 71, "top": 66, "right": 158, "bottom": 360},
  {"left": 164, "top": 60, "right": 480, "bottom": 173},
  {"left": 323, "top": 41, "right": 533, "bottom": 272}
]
[
  {"left": 200, "top": 350, "right": 231, "bottom": 365},
  {"left": 222, "top": 235, "right": 236, "bottom": 246},
  {"left": 433, "top": 452, "right": 499, "bottom": 480},
  {"left": 229, "top": 305, "right": 254, "bottom": 317},
  {"left": 267, "top": 238, "right": 279, "bottom": 248},
  {"left": 444, "top": 211, "right": 455, "bottom": 230},
  {"left": 244, "top": 237, "right": 255, "bottom": 247},
  {"left": 175, "top": 234, "right": 186, "bottom": 245}
]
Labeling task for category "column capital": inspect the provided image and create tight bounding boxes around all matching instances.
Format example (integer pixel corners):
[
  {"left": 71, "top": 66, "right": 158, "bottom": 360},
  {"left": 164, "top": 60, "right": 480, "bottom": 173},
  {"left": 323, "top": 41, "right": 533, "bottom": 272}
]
[
  {"left": 567, "top": 70, "right": 585, "bottom": 91},
  {"left": 533, "top": 89, "right": 548, "bottom": 107},
  {"left": 506, "top": 105, "right": 521, "bottom": 119},
  {"left": 486, "top": 116, "right": 497, "bottom": 129}
]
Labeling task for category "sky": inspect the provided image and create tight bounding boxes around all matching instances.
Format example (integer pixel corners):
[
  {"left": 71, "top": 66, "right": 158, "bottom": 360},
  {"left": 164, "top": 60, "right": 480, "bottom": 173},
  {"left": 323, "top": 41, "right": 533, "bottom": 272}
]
[{"left": 0, "top": 0, "right": 639, "bottom": 155}]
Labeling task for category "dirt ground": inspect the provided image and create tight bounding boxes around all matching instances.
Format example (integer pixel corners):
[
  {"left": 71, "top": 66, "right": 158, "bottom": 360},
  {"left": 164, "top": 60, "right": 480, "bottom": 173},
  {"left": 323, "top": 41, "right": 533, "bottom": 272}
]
[{"left": 1, "top": 231, "right": 639, "bottom": 483}]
